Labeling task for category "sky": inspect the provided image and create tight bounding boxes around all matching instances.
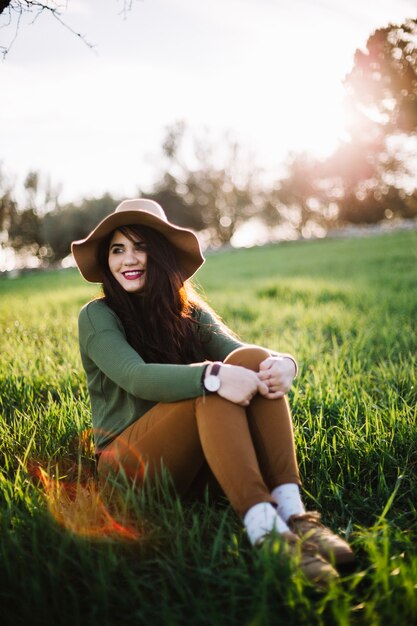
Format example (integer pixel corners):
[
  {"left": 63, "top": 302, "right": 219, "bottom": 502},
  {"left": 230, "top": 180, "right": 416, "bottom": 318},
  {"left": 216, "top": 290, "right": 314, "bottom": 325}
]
[{"left": 1, "top": 0, "right": 416, "bottom": 205}]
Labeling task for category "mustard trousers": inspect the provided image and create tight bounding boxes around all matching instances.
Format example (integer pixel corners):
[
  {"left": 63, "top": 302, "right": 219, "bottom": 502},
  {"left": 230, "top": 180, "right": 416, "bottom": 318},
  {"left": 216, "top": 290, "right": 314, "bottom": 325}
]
[{"left": 97, "top": 347, "right": 301, "bottom": 518}]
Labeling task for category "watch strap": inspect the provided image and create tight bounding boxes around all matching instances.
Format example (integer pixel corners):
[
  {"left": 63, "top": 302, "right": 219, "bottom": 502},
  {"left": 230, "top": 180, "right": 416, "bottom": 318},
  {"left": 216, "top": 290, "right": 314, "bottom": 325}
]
[{"left": 210, "top": 362, "right": 222, "bottom": 377}]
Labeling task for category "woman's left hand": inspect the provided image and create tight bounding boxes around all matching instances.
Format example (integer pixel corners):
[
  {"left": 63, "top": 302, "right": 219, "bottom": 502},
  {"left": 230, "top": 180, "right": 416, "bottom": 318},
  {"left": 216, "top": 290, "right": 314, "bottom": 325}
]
[{"left": 257, "top": 356, "right": 296, "bottom": 399}]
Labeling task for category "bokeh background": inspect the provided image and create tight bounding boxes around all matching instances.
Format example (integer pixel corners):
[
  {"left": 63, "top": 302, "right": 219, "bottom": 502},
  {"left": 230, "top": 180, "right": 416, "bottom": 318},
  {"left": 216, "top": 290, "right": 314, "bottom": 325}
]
[{"left": 1, "top": 0, "right": 417, "bottom": 269}]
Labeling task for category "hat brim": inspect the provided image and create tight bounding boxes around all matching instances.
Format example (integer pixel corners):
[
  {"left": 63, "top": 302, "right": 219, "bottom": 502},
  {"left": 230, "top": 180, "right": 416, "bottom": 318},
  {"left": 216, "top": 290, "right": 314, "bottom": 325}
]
[{"left": 71, "top": 209, "right": 205, "bottom": 283}]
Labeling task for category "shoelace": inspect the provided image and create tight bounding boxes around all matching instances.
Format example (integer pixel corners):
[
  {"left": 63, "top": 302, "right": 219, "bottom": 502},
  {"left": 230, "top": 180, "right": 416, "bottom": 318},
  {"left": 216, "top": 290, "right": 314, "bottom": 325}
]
[
  {"left": 291, "top": 511, "right": 323, "bottom": 527},
  {"left": 291, "top": 513, "right": 344, "bottom": 548}
]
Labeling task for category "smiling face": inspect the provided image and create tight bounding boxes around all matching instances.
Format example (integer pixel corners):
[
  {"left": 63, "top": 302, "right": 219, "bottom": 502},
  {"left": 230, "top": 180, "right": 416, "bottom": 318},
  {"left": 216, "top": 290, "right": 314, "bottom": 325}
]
[{"left": 108, "top": 229, "right": 147, "bottom": 293}]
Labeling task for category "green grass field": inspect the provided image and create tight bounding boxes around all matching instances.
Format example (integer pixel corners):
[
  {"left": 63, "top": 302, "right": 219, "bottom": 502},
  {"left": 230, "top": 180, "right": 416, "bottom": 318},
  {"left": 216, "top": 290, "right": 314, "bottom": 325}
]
[{"left": 1, "top": 229, "right": 416, "bottom": 625}]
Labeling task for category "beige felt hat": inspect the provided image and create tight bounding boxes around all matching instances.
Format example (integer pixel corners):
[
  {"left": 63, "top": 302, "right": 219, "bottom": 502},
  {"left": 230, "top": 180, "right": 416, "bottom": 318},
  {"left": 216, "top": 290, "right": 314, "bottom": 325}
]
[{"left": 71, "top": 198, "right": 205, "bottom": 283}]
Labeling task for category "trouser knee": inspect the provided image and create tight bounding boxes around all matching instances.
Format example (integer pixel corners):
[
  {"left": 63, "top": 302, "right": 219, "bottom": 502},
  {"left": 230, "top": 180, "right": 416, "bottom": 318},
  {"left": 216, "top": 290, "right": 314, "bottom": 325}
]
[{"left": 224, "top": 346, "right": 270, "bottom": 371}]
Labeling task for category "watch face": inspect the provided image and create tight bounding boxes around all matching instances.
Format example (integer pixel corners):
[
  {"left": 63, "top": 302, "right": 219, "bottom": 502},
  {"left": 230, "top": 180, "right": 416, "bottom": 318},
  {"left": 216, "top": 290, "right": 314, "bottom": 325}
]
[{"left": 204, "top": 374, "right": 221, "bottom": 392}]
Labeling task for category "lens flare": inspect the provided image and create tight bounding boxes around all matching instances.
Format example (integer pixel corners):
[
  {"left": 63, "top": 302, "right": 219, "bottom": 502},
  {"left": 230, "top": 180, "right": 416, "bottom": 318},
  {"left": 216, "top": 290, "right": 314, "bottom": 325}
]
[
  {"left": 35, "top": 466, "right": 140, "bottom": 540},
  {"left": 29, "top": 429, "right": 149, "bottom": 540}
]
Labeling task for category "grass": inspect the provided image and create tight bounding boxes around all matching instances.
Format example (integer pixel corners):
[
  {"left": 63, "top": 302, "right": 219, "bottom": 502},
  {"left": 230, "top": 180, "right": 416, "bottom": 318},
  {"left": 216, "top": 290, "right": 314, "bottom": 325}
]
[{"left": 0, "top": 229, "right": 416, "bottom": 625}]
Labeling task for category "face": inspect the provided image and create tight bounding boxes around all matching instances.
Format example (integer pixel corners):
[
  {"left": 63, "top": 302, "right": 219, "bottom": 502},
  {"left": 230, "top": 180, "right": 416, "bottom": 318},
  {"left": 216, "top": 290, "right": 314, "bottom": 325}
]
[{"left": 108, "top": 230, "right": 147, "bottom": 293}]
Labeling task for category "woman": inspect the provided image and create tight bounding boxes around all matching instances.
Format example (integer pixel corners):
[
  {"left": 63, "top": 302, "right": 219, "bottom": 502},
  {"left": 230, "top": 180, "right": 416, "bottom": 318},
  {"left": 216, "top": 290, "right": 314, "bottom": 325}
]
[{"left": 71, "top": 198, "right": 353, "bottom": 585}]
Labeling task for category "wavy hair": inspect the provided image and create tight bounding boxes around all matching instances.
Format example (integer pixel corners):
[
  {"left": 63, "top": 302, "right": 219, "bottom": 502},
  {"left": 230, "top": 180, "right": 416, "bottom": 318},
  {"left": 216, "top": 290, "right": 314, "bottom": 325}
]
[{"left": 97, "top": 225, "right": 207, "bottom": 364}]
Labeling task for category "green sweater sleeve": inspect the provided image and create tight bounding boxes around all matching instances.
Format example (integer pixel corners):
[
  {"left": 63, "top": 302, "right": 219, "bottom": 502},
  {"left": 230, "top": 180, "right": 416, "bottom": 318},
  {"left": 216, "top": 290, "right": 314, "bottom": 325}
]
[{"left": 79, "top": 300, "right": 207, "bottom": 403}]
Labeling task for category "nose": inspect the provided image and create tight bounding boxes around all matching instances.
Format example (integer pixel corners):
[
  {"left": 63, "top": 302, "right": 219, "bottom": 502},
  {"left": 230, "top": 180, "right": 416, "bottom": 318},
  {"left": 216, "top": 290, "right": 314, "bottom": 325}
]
[{"left": 123, "top": 249, "right": 140, "bottom": 265}]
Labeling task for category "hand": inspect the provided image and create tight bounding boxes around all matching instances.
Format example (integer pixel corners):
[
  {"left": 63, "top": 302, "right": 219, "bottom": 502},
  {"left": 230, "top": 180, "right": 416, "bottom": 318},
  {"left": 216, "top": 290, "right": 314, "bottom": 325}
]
[
  {"left": 213, "top": 364, "right": 269, "bottom": 406},
  {"left": 257, "top": 356, "right": 296, "bottom": 399}
]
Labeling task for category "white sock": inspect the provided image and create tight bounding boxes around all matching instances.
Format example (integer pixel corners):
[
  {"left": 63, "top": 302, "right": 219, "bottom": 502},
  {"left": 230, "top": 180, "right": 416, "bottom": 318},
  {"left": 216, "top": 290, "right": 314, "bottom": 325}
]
[
  {"left": 243, "top": 502, "right": 290, "bottom": 545},
  {"left": 271, "top": 483, "right": 306, "bottom": 522}
]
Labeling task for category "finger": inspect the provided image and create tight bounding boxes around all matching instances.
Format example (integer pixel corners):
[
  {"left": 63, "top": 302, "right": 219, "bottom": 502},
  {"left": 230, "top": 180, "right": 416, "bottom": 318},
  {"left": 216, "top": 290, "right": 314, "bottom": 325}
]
[
  {"left": 257, "top": 380, "right": 269, "bottom": 395},
  {"left": 268, "top": 376, "right": 288, "bottom": 389},
  {"left": 270, "top": 384, "right": 290, "bottom": 393},
  {"left": 264, "top": 390, "right": 285, "bottom": 400},
  {"left": 258, "top": 359, "right": 272, "bottom": 371},
  {"left": 268, "top": 380, "right": 286, "bottom": 389},
  {"left": 257, "top": 386, "right": 270, "bottom": 398},
  {"left": 257, "top": 371, "right": 270, "bottom": 381}
]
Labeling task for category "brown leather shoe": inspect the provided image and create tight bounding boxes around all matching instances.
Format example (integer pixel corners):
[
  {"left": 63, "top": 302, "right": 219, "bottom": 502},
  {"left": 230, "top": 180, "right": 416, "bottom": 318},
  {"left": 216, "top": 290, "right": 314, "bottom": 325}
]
[
  {"left": 288, "top": 512, "right": 354, "bottom": 565},
  {"left": 283, "top": 531, "right": 339, "bottom": 585},
  {"left": 262, "top": 531, "right": 339, "bottom": 586}
]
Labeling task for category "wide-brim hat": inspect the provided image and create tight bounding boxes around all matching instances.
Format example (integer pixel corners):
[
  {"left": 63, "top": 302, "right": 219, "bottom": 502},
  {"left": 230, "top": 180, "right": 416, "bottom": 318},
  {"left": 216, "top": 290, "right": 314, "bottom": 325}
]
[{"left": 71, "top": 198, "right": 205, "bottom": 283}]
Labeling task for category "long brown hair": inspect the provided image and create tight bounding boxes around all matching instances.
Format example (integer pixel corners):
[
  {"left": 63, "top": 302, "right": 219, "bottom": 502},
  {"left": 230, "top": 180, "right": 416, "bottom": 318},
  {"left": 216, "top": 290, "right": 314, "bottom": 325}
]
[{"left": 97, "top": 225, "right": 207, "bottom": 364}]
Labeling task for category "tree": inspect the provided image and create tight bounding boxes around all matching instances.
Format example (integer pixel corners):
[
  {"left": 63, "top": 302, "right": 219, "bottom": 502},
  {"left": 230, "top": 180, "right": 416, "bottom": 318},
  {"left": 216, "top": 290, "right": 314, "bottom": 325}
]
[
  {"left": 145, "top": 122, "right": 262, "bottom": 246},
  {"left": 317, "top": 19, "right": 417, "bottom": 225},
  {"left": 42, "top": 193, "right": 119, "bottom": 262},
  {"left": 145, "top": 173, "right": 206, "bottom": 233},
  {"left": 5, "top": 170, "right": 60, "bottom": 262},
  {"left": 0, "top": 167, "right": 18, "bottom": 258},
  {"left": 268, "top": 153, "right": 334, "bottom": 237},
  {"left": 318, "top": 136, "right": 417, "bottom": 224},
  {"left": 345, "top": 19, "right": 417, "bottom": 135},
  {"left": 0, "top": 166, "right": 15, "bottom": 229}
]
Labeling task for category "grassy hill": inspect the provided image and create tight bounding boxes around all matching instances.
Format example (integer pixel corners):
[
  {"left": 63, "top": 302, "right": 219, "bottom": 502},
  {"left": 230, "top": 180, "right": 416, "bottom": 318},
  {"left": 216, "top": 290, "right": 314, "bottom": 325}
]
[{"left": 0, "top": 229, "right": 416, "bottom": 625}]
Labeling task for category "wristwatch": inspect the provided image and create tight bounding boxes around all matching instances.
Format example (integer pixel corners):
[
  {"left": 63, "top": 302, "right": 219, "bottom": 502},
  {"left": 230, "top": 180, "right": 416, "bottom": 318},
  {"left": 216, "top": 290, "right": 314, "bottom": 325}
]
[{"left": 203, "top": 362, "right": 222, "bottom": 393}]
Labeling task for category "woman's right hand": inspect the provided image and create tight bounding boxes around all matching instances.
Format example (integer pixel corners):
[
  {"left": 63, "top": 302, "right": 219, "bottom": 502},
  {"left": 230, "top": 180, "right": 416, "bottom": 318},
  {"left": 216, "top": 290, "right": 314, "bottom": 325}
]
[{"left": 210, "top": 364, "right": 269, "bottom": 406}]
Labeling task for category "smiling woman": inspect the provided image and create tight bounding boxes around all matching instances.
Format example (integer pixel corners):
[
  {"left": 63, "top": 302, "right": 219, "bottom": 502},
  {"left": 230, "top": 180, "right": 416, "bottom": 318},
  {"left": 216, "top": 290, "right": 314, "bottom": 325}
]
[
  {"left": 108, "top": 230, "right": 147, "bottom": 294},
  {"left": 70, "top": 197, "right": 355, "bottom": 587}
]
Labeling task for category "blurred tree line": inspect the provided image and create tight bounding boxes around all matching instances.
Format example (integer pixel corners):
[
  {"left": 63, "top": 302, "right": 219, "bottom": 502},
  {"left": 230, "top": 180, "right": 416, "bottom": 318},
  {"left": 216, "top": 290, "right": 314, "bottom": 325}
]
[{"left": 1, "top": 18, "right": 417, "bottom": 268}]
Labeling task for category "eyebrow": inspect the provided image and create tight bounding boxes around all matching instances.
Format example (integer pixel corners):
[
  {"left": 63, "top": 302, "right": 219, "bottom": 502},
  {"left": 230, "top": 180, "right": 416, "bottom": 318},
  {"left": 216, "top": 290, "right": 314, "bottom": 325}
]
[{"left": 110, "top": 240, "right": 145, "bottom": 249}]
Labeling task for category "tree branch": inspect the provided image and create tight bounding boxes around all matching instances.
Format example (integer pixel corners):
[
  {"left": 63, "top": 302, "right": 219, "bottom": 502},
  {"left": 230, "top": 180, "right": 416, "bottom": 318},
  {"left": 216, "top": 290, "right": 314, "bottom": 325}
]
[
  {"left": 0, "top": 1, "right": 11, "bottom": 15},
  {"left": 0, "top": 1, "right": 94, "bottom": 58}
]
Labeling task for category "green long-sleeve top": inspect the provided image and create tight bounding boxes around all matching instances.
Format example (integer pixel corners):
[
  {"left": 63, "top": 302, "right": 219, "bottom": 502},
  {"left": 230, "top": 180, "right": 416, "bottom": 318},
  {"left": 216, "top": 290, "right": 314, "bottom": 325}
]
[{"left": 78, "top": 299, "right": 243, "bottom": 452}]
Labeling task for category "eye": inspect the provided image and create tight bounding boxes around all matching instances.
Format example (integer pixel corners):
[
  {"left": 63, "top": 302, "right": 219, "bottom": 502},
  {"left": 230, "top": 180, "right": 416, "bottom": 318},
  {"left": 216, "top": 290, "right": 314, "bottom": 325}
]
[
  {"left": 111, "top": 246, "right": 124, "bottom": 254},
  {"left": 134, "top": 242, "right": 147, "bottom": 251}
]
